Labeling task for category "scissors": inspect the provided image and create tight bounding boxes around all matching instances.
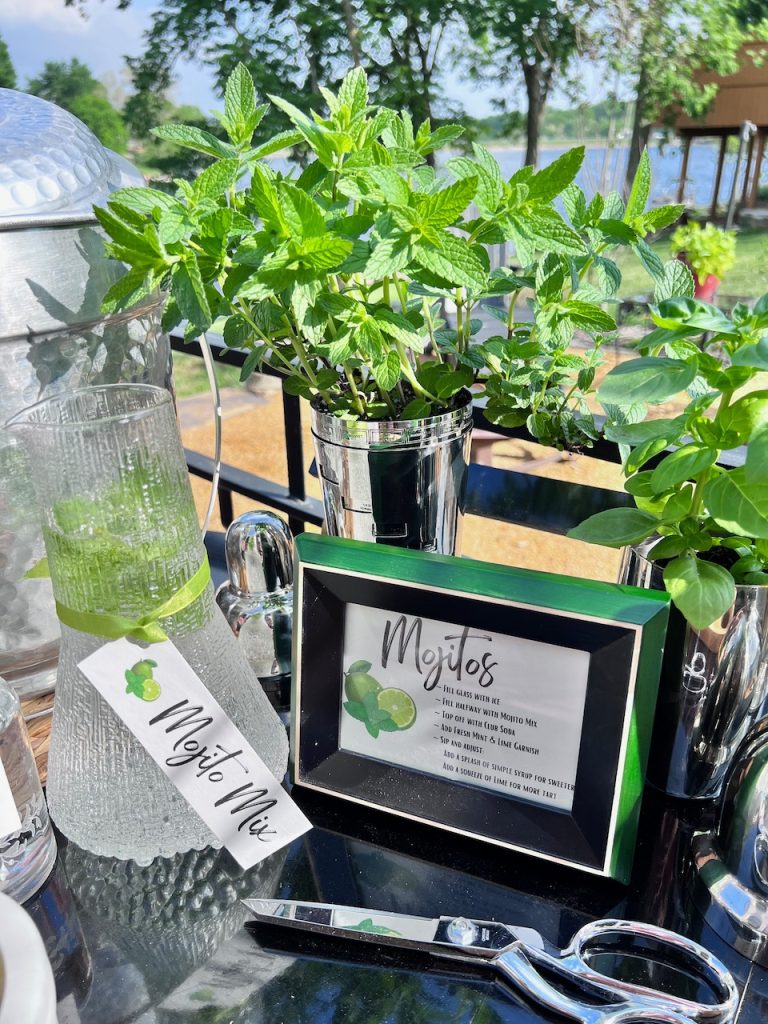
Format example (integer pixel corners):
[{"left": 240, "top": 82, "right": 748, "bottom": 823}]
[{"left": 243, "top": 899, "right": 739, "bottom": 1024}]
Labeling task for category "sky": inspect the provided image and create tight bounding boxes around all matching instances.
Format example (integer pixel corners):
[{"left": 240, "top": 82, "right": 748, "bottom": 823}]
[{"left": 0, "top": 0, "right": 511, "bottom": 117}]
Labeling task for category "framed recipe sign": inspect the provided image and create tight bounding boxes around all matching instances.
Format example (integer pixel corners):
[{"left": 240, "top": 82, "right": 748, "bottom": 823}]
[{"left": 291, "top": 535, "right": 670, "bottom": 882}]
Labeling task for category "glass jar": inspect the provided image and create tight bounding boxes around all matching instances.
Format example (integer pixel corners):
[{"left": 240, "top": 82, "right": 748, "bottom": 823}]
[
  {"left": 8, "top": 384, "right": 288, "bottom": 863},
  {"left": 0, "top": 675, "right": 56, "bottom": 902}
]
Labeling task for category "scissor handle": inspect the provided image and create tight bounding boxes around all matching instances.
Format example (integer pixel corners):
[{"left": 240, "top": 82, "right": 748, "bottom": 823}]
[
  {"left": 494, "top": 945, "right": 698, "bottom": 1024},
  {"left": 556, "top": 919, "right": 739, "bottom": 1023}
]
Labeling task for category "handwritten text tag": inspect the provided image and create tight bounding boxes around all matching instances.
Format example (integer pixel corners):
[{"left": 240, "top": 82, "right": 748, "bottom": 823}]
[{"left": 78, "top": 637, "right": 310, "bottom": 869}]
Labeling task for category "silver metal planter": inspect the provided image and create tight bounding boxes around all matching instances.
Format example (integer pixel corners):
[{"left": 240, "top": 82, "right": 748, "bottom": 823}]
[
  {"left": 620, "top": 542, "right": 768, "bottom": 800},
  {"left": 310, "top": 393, "right": 473, "bottom": 555}
]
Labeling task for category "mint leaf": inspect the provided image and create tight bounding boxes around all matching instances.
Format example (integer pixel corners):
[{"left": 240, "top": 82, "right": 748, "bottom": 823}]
[
  {"left": 279, "top": 183, "right": 325, "bottom": 239},
  {"left": 563, "top": 300, "right": 616, "bottom": 332},
  {"left": 171, "top": 258, "right": 211, "bottom": 334},
  {"left": 596, "top": 257, "right": 621, "bottom": 297},
  {"left": 193, "top": 159, "right": 240, "bottom": 202},
  {"left": 372, "top": 351, "right": 401, "bottom": 392},
  {"left": 338, "top": 66, "right": 368, "bottom": 116},
  {"left": 632, "top": 239, "right": 665, "bottom": 281},
  {"left": 470, "top": 143, "right": 503, "bottom": 214},
  {"left": 150, "top": 123, "right": 235, "bottom": 159},
  {"left": 625, "top": 148, "right": 651, "bottom": 220},
  {"left": 344, "top": 700, "right": 368, "bottom": 722},
  {"left": 101, "top": 269, "right": 153, "bottom": 314},
  {"left": 524, "top": 209, "right": 587, "bottom": 255},
  {"left": 422, "top": 177, "right": 477, "bottom": 228},
  {"left": 401, "top": 398, "right": 432, "bottom": 419},
  {"left": 222, "top": 63, "right": 265, "bottom": 145},
  {"left": 413, "top": 235, "right": 487, "bottom": 292},
  {"left": 654, "top": 260, "right": 695, "bottom": 302},
  {"left": 526, "top": 146, "right": 585, "bottom": 202},
  {"left": 249, "top": 130, "right": 304, "bottom": 160},
  {"left": 643, "top": 204, "right": 684, "bottom": 232},
  {"left": 365, "top": 236, "right": 411, "bottom": 278}
]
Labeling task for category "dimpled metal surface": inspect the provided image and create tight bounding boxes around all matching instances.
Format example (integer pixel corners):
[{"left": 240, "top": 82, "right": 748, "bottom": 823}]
[{"left": 0, "top": 89, "right": 114, "bottom": 218}]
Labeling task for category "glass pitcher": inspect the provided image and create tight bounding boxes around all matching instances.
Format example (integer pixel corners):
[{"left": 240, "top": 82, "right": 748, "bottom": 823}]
[{"left": 7, "top": 384, "right": 289, "bottom": 863}]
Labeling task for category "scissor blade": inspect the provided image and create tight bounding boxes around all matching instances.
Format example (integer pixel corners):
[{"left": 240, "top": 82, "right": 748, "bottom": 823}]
[{"left": 242, "top": 899, "right": 544, "bottom": 958}]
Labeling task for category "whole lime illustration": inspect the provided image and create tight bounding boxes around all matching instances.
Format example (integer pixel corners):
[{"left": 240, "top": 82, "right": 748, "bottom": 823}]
[
  {"left": 125, "top": 660, "right": 161, "bottom": 702},
  {"left": 345, "top": 671, "right": 382, "bottom": 705},
  {"left": 377, "top": 688, "right": 417, "bottom": 730}
]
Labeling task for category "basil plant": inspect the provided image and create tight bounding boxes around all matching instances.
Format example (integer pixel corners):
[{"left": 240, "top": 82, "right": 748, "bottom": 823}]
[
  {"left": 571, "top": 295, "right": 768, "bottom": 629},
  {"left": 94, "top": 63, "right": 682, "bottom": 445}
]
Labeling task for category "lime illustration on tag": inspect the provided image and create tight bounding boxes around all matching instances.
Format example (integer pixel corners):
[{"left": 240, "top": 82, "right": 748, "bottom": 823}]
[
  {"left": 124, "top": 659, "right": 161, "bottom": 702},
  {"left": 342, "top": 661, "right": 416, "bottom": 738}
]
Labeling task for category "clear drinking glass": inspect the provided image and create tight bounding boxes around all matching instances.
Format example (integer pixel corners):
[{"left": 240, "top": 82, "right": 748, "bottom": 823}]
[
  {"left": 0, "top": 675, "right": 56, "bottom": 902},
  {"left": 7, "top": 384, "right": 289, "bottom": 863}
]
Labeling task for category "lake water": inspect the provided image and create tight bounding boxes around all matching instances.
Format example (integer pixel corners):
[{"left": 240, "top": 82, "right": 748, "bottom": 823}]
[
  {"left": 272, "top": 140, "right": 761, "bottom": 207},
  {"left": 487, "top": 141, "right": 762, "bottom": 207}
]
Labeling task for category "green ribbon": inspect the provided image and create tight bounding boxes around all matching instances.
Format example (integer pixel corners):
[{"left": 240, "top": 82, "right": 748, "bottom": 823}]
[{"left": 55, "top": 555, "right": 211, "bottom": 644}]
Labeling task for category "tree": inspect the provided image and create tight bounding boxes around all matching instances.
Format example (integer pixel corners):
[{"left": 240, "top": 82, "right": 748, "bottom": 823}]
[
  {"left": 96, "top": 0, "right": 465, "bottom": 156},
  {"left": 0, "top": 35, "right": 16, "bottom": 90},
  {"left": 465, "top": 0, "right": 594, "bottom": 168},
  {"left": 27, "top": 59, "right": 128, "bottom": 152},
  {"left": 604, "top": 0, "right": 747, "bottom": 192},
  {"left": 27, "top": 59, "right": 101, "bottom": 106}
]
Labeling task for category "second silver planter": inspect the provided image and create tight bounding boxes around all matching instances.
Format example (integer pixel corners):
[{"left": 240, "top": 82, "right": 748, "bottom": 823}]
[
  {"left": 620, "top": 542, "right": 768, "bottom": 800},
  {"left": 310, "top": 393, "right": 473, "bottom": 555}
]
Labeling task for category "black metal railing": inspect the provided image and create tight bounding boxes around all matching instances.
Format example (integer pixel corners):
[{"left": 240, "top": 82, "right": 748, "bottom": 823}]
[{"left": 173, "top": 332, "right": 742, "bottom": 543}]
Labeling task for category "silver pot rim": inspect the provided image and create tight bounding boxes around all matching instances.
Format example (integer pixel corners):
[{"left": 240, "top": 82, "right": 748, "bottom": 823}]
[
  {"left": 628, "top": 537, "right": 768, "bottom": 595},
  {"left": 310, "top": 388, "right": 474, "bottom": 450}
]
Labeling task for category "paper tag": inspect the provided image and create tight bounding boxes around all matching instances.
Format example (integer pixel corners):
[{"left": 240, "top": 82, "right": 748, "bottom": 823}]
[
  {"left": 78, "top": 637, "right": 310, "bottom": 869},
  {"left": 0, "top": 758, "right": 22, "bottom": 839}
]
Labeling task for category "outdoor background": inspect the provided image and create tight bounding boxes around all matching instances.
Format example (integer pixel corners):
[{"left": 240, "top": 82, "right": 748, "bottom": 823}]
[{"left": 2, "top": 0, "right": 767, "bottom": 579}]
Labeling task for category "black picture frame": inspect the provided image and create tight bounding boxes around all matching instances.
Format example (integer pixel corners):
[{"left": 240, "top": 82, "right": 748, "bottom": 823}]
[{"left": 291, "top": 535, "right": 670, "bottom": 882}]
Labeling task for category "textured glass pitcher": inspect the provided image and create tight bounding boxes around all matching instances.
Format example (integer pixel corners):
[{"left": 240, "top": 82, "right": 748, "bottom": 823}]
[{"left": 7, "top": 384, "right": 289, "bottom": 863}]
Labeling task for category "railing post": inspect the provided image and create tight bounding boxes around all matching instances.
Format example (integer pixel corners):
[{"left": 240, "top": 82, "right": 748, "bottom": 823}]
[{"left": 282, "top": 388, "right": 308, "bottom": 536}]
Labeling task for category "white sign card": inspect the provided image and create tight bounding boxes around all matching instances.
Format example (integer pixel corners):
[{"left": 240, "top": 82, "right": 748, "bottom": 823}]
[
  {"left": 0, "top": 759, "right": 22, "bottom": 839},
  {"left": 339, "top": 604, "right": 590, "bottom": 812},
  {"left": 79, "top": 637, "right": 310, "bottom": 869}
]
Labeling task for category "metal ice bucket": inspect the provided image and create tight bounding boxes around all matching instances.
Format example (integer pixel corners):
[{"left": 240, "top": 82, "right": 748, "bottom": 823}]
[{"left": 0, "top": 89, "right": 172, "bottom": 696}]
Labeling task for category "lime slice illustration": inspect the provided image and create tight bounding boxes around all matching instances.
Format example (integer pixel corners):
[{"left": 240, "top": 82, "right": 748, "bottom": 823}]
[
  {"left": 377, "top": 688, "right": 416, "bottom": 730},
  {"left": 345, "top": 671, "right": 382, "bottom": 704},
  {"left": 139, "top": 678, "right": 161, "bottom": 702}
]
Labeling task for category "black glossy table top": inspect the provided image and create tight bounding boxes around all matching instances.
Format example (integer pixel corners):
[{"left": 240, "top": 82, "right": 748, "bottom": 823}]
[{"left": 24, "top": 786, "right": 767, "bottom": 1023}]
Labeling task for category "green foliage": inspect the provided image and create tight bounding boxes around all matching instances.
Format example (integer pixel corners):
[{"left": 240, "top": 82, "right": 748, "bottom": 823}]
[
  {"left": 0, "top": 34, "right": 16, "bottom": 90},
  {"left": 670, "top": 221, "right": 737, "bottom": 285},
  {"left": 26, "top": 59, "right": 128, "bottom": 152},
  {"left": 95, "top": 63, "right": 676, "bottom": 440},
  {"left": 68, "top": 93, "right": 128, "bottom": 153},
  {"left": 570, "top": 294, "right": 768, "bottom": 628}
]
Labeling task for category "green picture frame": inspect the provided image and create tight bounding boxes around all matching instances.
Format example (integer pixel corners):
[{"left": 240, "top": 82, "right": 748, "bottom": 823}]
[{"left": 291, "top": 534, "right": 670, "bottom": 882}]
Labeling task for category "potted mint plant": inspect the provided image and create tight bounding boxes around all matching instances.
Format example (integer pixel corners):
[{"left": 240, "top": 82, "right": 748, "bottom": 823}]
[
  {"left": 671, "top": 221, "right": 736, "bottom": 303},
  {"left": 93, "top": 64, "right": 681, "bottom": 553},
  {"left": 570, "top": 293, "right": 768, "bottom": 799}
]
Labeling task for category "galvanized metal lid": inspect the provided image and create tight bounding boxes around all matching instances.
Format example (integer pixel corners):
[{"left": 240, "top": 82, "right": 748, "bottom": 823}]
[
  {"left": 0, "top": 89, "right": 157, "bottom": 341},
  {"left": 0, "top": 88, "right": 142, "bottom": 225}
]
